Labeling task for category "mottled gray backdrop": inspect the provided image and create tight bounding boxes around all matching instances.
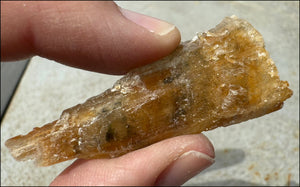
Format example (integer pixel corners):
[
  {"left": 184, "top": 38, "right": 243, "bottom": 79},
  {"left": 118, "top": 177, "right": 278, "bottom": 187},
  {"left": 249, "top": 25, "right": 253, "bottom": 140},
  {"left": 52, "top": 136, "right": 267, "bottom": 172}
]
[{"left": 1, "top": 1, "right": 299, "bottom": 186}]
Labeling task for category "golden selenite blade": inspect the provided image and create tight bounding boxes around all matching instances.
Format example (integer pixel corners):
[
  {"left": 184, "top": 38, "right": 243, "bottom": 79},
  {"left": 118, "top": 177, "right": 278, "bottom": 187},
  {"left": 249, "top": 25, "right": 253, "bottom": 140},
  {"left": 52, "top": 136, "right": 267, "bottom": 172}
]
[{"left": 5, "top": 16, "right": 293, "bottom": 166}]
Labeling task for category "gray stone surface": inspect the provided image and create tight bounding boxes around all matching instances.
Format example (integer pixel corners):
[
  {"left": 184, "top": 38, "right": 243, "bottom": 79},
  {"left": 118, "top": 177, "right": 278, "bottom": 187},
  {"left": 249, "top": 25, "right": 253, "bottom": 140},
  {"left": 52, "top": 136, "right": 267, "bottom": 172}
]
[{"left": 1, "top": 1, "right": 299, "bottom": 186}]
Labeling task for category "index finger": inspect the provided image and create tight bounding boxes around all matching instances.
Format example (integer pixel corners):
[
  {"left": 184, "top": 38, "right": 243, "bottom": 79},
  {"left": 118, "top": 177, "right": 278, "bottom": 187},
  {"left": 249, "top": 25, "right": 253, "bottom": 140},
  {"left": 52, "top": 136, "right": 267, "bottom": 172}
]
[{"left": 1, "top": 1, "right": 181, "bottom": 74}]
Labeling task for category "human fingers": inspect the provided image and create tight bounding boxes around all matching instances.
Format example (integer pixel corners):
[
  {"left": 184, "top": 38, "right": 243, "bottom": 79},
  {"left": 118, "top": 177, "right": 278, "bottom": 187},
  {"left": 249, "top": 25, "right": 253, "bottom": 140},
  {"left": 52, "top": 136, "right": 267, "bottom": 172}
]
[
  {"left": 50, "top": 134, "right": 214, "bottom": 186},
  {"left": 1, "top": 1, "right": 180, "bottom": 74}
]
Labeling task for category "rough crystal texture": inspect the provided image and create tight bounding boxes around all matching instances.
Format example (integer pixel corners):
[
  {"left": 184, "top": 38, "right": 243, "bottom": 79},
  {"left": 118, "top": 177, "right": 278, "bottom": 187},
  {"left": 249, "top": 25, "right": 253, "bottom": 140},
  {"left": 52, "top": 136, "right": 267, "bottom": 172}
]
[{"left": 5, "top": 16, "right": 293, "bottom": 166}]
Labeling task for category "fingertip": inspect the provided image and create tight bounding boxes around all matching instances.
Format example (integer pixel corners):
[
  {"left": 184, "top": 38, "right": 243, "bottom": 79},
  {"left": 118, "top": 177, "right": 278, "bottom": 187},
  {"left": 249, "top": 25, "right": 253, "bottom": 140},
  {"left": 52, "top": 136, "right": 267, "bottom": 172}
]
[
  {"left": 107, "top": 7, "right": 182, "bottom": 74},
  {"left": 119, "top": 7, "right": 181, "bottom": 44},
  {"left": 154, "top": 134, "right": 215, "bottom": 186},
  {"left": 2, "top": 1, "right": 182, "bottom": 74},
  {"left": 154, "top": 25, "right": 181, "bottom": 58},
  {"left": 155, "top": 150, "right": 214, "bottom": 186},
  {"left": 115, "top": 134, "right": 215, "bottom": 184},
  {"left": 197, "top": 133, "right": 215, "bottom": 159}
]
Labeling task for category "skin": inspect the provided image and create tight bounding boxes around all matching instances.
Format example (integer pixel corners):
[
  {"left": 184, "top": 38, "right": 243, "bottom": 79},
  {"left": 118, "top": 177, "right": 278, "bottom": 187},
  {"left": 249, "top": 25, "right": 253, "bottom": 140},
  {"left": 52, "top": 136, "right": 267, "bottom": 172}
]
[{"left": 1, "top": 1, "right": 215, "bottom": 186}]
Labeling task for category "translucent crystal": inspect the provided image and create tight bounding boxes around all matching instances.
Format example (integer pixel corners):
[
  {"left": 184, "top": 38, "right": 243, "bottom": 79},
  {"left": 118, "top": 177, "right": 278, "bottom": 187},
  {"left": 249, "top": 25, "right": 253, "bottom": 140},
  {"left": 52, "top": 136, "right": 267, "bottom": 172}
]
[{"left": 5, "top": 15, "right": 293, "bottom": 166}]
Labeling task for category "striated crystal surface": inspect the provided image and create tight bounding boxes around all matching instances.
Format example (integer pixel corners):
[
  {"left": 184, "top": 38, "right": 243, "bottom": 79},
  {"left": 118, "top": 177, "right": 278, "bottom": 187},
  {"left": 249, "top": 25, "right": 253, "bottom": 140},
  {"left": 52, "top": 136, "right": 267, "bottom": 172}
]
[{"left": 5, "top": 15, "right": 293, "bottom": 166}]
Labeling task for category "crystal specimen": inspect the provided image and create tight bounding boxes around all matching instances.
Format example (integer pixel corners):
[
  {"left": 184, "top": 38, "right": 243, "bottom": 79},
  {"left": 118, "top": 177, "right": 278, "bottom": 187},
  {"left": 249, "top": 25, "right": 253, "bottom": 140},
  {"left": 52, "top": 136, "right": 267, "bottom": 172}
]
[{"left": 5, "top": 15, "right": 293, "bottom": 166}]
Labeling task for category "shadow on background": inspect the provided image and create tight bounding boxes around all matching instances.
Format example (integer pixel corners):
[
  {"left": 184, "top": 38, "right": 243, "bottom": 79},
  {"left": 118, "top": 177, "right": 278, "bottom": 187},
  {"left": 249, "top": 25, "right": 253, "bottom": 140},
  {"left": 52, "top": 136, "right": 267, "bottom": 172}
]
[
  {"left": 187, "top": 179, "right": 299, "bottom": 186},
  {"left": 186, "top": 148, "right": 299, "bottom": 186},
  {"left": 201, "top": 148, "right": 245, "bottom": 174}
]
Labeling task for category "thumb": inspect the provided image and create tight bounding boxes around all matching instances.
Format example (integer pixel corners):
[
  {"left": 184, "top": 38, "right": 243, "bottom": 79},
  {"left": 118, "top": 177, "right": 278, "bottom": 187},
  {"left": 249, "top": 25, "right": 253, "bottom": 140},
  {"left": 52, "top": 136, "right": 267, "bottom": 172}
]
[
  {"left": 50, "top": 134, "right": 215, "bottom": 186},
  {"left": 1, "top": 1, "right": 181, "bottom": 74}
]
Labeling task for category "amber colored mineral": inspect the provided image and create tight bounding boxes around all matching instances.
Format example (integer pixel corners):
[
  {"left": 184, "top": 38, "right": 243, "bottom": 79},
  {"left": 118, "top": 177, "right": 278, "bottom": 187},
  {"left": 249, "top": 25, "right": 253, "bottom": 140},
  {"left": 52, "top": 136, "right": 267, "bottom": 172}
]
[{"left": 5, "top": 15, "right": 293, "bottom": 166}]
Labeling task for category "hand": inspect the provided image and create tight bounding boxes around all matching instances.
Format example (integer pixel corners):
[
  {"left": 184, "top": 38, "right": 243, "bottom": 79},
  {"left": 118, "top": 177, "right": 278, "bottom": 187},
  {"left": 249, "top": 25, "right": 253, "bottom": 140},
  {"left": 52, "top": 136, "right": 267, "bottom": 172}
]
[{"left": 1, "top": 1, "right": 215, "bottom": 186}]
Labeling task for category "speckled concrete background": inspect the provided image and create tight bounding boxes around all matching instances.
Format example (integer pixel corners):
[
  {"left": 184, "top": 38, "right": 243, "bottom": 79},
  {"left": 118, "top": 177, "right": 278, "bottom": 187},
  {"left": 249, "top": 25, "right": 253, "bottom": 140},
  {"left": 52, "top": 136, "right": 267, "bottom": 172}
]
[{"left": 1, "top": 1, "right": 299, "bottom": 186}]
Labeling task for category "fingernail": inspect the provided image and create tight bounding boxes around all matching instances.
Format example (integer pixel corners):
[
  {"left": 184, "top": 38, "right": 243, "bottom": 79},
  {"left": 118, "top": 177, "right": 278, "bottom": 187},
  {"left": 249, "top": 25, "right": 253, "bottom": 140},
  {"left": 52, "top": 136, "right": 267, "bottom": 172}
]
[
  {"left": 156, "top": 150, "right": 215, "bottom": 186},
  {"left": 119, "top": 8, "right": 176, "bottom": 36}
]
